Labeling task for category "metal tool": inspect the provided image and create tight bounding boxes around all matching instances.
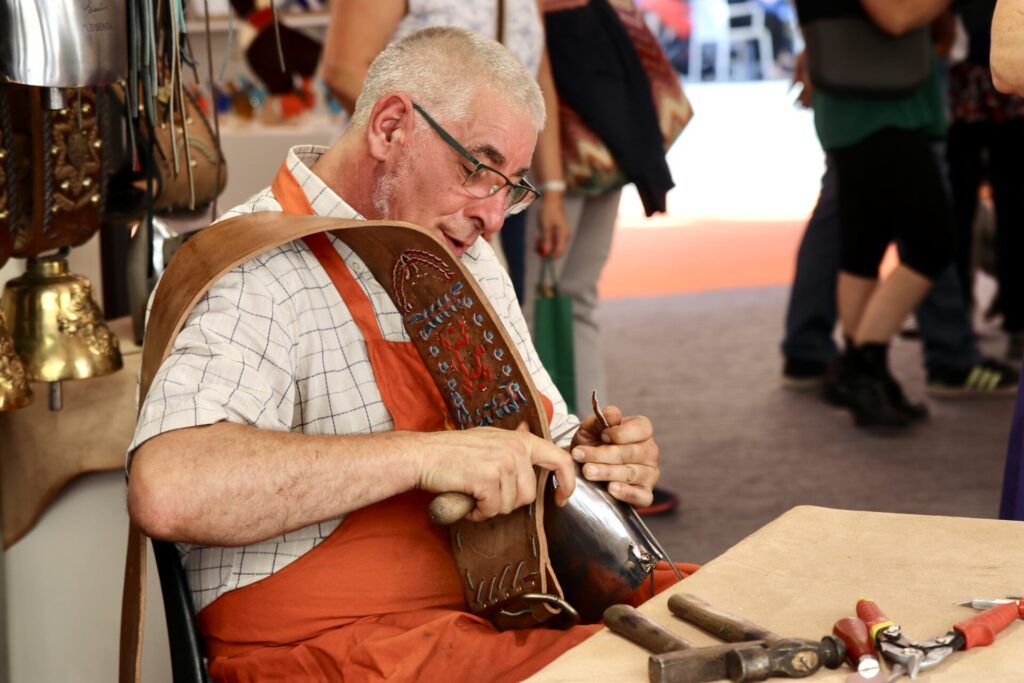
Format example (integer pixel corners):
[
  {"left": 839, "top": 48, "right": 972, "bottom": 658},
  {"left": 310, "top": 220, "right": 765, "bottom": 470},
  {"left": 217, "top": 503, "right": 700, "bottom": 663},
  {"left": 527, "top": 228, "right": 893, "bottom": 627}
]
[
  {"left": 858, "top": 597, "right": 1021, "bottom": 680},
  {"left": 956, "top": 597, "right": 1024, "bottom": 616},
  {"left": 832, "top": 617, "right": 881, "bottom": 681},
  {"left": 667, "top": 593, "right": 846, "bottom": 670},
  {"left": 591, "top": 391, "right": 685, "bottom": 584},
  {"left": 650, "top": 639, "right": 822, "bottom": 683}
]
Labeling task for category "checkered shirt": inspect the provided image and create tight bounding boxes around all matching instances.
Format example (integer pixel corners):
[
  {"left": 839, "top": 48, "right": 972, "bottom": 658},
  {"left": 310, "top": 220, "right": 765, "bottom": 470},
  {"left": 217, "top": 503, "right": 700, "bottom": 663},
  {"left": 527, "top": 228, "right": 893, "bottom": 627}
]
[{"left": 129, "top": 145, "right": 577, "bottom": 613}]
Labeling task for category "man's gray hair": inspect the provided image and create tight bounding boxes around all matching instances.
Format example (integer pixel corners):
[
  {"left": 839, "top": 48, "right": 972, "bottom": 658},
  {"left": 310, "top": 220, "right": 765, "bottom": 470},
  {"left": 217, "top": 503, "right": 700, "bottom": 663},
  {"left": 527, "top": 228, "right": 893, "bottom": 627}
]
[{"left": 350, "top": 26, "right": 545, "bottom": 133}]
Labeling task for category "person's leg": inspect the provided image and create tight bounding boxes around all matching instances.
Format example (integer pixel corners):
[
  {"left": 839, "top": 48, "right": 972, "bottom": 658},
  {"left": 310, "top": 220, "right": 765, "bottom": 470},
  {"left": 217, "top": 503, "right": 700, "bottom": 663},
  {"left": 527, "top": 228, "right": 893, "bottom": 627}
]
[
  {"left": 988, "top": 120, "right": 1024, "bottom": 345},
  {"left": 855, "top": 266, "right": 932, "bottom": 344},
  {"left": 903, "top": 139, "right": 1017, "bottom": 394},
  {"left": 907, "top": 140, "right": 983, "bottom": 370},
  {"left": 945, "top": 122, "right": 984, "bottom": 311},
  {"left": 549, "top": 191, "right": 621, "bottom": 414},
  {"left": 831, "top": 134, "right": 915, "bottom": 427},
  {"left": 781, "top": 156, "right": 842, "bottom": 382},
  {"left": 500, "top": 211, "right": 529, "bottom": 303}
]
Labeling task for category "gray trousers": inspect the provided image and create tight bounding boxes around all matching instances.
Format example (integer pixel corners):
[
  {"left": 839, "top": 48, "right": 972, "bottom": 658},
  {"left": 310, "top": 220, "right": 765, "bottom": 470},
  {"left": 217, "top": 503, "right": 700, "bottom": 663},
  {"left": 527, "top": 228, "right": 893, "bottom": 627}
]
[{"left": 523, "top": 190, "right": 621, "bottom": 413}]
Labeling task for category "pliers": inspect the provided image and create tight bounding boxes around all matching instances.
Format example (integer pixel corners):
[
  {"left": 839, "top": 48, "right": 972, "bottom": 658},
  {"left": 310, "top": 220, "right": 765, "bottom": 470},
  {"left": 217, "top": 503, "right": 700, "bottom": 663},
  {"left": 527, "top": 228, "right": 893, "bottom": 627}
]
[{"left": 857, "top": 598, "right": 1021, "bottom": 680}]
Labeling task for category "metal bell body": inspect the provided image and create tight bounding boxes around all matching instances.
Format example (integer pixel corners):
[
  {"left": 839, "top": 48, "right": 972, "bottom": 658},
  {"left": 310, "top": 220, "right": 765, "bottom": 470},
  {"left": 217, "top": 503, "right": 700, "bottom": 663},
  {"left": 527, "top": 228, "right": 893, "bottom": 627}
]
[
  {"left": 0, "top": 0, "right": 127, "bottom": 88},
  {"left": 0, "top": 307, "right": 32, "bottom": 411},
  {"left": 544, "top": 465, "right": 664, "bottom": 623},
  {"left": 1, "top": 256, "right": 121, "bottom": 382}
]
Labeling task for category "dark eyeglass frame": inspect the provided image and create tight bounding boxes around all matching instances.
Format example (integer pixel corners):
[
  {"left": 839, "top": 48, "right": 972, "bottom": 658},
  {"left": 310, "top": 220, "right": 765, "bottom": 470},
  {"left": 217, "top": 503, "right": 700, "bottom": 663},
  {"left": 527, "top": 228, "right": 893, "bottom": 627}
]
[{"left": 411, "top": 101, "right": 540, "bottom": 215}]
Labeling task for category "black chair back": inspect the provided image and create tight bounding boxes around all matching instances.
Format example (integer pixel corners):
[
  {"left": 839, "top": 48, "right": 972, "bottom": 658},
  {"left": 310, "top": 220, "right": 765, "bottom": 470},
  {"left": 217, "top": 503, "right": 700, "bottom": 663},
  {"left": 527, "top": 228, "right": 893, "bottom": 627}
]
[{"left": 151, "top": 539, "right": 210, "bottom": 683}]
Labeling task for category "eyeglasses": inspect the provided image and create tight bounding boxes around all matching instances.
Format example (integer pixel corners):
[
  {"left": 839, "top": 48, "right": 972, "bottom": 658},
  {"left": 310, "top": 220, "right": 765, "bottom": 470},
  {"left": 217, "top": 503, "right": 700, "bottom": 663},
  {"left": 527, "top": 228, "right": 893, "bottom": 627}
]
[{"left": 412, "top": 101, "right": 539, "bottom": 216}]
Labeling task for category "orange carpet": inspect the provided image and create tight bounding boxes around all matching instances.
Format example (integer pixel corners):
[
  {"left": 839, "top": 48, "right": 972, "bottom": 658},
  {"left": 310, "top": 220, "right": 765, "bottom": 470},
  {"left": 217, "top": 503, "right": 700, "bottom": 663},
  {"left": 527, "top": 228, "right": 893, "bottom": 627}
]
[
  {"left": 599, "top": 217, "right": 900, "bottom": 300},
  {"left": 598, "top": 218, "right": 805, "bottom": 300}
]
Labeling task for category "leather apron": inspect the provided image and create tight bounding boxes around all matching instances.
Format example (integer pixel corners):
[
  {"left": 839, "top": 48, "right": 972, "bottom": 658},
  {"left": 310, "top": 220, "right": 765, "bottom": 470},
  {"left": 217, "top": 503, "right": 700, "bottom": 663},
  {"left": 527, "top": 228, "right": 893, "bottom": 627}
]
[{"left": 195, "top": 163, "right": 601, "bottom": 681}]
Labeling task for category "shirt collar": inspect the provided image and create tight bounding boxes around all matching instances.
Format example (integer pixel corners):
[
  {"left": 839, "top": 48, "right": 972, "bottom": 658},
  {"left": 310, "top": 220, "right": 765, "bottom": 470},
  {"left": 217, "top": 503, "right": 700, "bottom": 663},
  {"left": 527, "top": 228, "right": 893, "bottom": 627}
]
[{"left": 285, "top": 145, "right": 365, "bottom": 220}]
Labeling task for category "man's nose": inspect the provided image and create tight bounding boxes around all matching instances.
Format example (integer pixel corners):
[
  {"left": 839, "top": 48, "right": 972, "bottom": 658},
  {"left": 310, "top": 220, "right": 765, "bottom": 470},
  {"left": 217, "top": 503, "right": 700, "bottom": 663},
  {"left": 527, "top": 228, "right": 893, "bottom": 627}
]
[{"left": 468, "top": 190, "right": 508, "bottom": 238}]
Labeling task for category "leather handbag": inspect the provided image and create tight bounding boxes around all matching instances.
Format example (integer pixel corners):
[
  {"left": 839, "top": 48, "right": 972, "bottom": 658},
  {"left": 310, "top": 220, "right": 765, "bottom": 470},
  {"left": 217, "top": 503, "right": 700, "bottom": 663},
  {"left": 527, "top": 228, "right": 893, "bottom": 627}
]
[
  {"left": 138, "top": 84, "right": 227, "bottom": 213},
  {"left": 802, "top": 18, "right": 931, "bottom": 96},
  {"left": 555, "top": 0, "right": 692, "bottom": 196},
  {"left": 533, "top": 257, "right": 577, "bottom": 414},
  {"left": 794, "top": 0, "right": 932, "bottom": 97}
]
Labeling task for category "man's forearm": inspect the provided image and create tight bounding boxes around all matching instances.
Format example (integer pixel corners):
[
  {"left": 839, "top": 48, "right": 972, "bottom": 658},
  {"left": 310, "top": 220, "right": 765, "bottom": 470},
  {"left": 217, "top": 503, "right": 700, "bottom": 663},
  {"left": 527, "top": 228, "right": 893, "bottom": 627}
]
[
  {"left": 859, "top": 0, "right": 951, "bottom": 35},
  {"left": 128, "top": 420, "right": 578, "bottom": 546},
  {"left": 128, "top": 422, "right": 423, "bottom": 546},
  {"left": 992, "top": 0, "right": 1024, "bottom": 93}
]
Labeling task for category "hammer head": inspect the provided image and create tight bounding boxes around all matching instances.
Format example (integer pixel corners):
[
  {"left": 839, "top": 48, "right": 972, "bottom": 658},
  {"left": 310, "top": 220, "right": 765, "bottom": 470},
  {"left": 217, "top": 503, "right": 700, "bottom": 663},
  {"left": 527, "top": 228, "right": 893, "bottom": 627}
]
[
  {"left": 727, "top": 639, "right": 825, "bottom": 681},
  {"left": 650, "top": 639, "right": 825, "bottom": 683}
]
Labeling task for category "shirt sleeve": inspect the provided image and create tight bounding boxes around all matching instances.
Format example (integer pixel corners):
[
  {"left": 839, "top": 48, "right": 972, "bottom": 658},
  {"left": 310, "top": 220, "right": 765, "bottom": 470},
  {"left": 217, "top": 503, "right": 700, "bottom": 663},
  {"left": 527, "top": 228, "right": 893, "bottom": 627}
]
[{"left": 128, "top": 259, "right": 299, "bottom": 462}]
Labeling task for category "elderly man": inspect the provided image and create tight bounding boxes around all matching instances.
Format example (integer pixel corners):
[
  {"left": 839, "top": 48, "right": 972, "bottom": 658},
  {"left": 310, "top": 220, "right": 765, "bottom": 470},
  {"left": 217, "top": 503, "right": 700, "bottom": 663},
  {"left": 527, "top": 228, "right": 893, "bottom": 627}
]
[{"left": 127, "top": 27, "right": 669, "bottom": 681}]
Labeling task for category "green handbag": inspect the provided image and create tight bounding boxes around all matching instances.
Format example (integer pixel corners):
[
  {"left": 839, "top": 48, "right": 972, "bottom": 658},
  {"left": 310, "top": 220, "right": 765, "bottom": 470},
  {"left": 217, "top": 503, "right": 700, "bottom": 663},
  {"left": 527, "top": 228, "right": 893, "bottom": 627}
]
[{"left": 533, "top": 257, "right": 577, "bottom": 414}]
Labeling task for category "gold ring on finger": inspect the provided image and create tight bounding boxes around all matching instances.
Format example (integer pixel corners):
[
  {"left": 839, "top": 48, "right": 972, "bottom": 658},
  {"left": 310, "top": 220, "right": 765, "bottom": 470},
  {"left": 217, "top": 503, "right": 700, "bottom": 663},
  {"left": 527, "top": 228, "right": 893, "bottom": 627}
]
[{"left": 626, "top": 463, "right": 639, "bottom": 484}]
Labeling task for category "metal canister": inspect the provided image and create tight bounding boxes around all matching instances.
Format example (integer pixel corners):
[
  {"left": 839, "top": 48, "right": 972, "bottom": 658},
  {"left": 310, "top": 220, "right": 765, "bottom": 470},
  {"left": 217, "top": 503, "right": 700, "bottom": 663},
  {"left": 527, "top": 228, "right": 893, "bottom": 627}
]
[
  {"left": 544, "top": 465, "right": 665, "bottom": 623},
  {"left": 1, "top": 0, "right": 127, "bottom": 88}
]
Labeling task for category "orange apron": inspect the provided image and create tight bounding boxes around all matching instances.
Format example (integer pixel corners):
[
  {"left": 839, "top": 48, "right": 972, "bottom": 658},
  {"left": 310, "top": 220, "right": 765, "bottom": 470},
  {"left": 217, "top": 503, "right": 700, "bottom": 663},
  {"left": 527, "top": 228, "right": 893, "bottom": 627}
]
[{"left": 196, "top": 163, "right": 693, "bottom": 681}]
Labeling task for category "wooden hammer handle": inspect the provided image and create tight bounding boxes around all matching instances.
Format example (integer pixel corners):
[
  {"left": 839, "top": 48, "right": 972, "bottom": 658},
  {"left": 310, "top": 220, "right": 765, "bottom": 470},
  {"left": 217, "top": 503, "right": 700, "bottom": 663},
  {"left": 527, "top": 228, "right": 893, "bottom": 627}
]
[
  {"left": 427, "top": 492, "right": 475, "bottom": 525},
  {"left": 604, "top": 604, "right": 695, "bottom": 654},
  {"left": 668, "top": 593, "right": 779, "bottom": 643}
]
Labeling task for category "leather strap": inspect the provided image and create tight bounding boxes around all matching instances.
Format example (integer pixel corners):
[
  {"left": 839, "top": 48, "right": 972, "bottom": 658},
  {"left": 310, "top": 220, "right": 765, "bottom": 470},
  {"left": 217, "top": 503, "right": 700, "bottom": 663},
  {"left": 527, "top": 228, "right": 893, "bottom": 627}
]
[{"left": 120, "top": 212, "right": 567, "bottom": 680}]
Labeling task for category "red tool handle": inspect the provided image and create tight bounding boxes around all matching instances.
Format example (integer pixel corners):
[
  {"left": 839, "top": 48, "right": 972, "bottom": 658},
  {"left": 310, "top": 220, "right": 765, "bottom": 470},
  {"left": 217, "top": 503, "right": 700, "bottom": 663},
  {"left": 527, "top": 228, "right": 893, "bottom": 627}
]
[
  {"left": 954, "top": 602, "right": 1020, "bottom": 649},
  {"left": 856, "top": 599, "right": 894, "bottom": 642},
  {"left": 833, "top": 617, "right": 876, "bottom": 666}
]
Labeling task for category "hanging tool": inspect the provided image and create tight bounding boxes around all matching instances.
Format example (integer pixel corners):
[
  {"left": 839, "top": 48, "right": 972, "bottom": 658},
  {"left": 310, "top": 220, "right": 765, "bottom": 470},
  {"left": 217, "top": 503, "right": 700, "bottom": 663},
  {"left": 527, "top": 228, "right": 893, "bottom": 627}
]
[
  {"left": 858, "top": 598, "right": 1021, "bottom": 680},
  {"left": 832, "top": 617, "right": 881, "bottom": 681}
]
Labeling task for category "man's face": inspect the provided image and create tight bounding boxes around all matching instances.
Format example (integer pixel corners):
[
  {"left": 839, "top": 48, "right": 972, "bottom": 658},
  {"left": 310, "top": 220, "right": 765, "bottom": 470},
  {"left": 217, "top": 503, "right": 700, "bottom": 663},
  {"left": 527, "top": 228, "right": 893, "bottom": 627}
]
[{"left": 375, "top": 96, "right": 537, "bottom": 257}]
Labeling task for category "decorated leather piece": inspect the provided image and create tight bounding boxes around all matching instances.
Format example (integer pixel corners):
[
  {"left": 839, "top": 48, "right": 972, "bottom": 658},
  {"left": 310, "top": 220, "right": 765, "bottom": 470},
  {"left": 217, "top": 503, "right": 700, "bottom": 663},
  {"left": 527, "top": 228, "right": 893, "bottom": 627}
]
[
  {"left": 2, "top": 85, "right": 108, "bottom": 258},
  {"left": 330, "top": 224, "right": 573, "bottom": 630}
]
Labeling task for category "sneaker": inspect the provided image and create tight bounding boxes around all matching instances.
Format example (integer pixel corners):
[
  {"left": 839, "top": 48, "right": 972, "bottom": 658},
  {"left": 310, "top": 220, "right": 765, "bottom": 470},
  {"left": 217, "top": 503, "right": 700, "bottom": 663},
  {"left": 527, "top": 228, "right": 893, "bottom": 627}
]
[
  {"left": 782, "top": 358, "right": 828, "bottom": 389},
  {"left": 927, "top": 358, "right": 1019, "bottom": 397}
]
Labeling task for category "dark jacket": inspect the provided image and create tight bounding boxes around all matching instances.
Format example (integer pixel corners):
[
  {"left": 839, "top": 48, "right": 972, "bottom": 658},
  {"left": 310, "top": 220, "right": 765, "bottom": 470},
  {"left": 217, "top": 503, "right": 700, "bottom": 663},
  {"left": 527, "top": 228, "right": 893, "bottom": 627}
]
[{"left": 545, "top": 0, "right": 674, "bottom": 215}]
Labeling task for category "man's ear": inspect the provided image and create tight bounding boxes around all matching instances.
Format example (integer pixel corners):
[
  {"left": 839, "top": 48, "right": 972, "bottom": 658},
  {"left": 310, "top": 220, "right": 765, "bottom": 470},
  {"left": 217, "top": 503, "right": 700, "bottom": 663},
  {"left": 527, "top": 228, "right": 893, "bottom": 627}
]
[{"left": 366, "top": 93, "right": 413, "bottom": 162}]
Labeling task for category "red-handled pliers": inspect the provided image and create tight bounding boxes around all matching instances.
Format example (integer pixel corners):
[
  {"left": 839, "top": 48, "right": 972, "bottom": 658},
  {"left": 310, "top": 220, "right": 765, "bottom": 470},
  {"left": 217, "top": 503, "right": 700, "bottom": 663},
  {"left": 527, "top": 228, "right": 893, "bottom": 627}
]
[{"left": 857, "top": 598, "right": 1020, "bottom": 680}]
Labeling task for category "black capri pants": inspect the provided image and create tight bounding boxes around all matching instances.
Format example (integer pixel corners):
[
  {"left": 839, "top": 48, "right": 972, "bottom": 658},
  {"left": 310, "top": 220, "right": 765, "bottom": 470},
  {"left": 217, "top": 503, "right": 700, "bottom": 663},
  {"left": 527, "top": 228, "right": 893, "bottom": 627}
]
[{"left": 831, "top": 127, "right": 953, "bottom": 280}]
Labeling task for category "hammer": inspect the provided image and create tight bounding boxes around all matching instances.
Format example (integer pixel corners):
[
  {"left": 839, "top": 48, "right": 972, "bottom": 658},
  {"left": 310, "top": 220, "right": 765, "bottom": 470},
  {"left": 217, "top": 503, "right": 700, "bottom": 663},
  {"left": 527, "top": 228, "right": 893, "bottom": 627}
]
[
  {"left": 663, "top": 593, "right": 846, "bottom": 677},
  {"left": 603, "top": 605, "right": 811, "bottom": 683}
]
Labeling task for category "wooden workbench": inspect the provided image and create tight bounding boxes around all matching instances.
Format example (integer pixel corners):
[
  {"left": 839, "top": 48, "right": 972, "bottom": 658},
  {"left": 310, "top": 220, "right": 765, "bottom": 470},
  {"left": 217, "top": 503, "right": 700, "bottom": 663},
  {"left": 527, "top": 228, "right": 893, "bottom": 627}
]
[{"left": 529, "top": 506, "right": 1024, "bottom": 682}]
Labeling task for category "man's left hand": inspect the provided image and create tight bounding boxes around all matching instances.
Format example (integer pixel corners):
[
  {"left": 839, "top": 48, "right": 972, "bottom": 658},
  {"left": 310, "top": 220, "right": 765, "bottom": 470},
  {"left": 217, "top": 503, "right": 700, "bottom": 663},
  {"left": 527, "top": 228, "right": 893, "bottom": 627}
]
[{"left": 569, "top": 405, "right": 660, "bottom": 508}]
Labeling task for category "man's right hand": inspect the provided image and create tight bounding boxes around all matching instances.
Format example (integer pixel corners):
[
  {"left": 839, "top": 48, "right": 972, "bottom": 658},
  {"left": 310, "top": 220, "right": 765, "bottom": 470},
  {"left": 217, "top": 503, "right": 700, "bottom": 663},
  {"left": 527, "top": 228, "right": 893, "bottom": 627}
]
[{"left": 415, "top": 423, "right": 577, "bottom": 522}]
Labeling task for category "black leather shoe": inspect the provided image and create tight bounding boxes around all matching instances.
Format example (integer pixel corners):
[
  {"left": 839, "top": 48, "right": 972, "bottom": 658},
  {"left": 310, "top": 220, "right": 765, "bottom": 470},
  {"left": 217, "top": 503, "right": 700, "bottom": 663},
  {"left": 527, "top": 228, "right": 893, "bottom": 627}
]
[{"left": 845, "top": 374, "right": 913, "bottom": 429}]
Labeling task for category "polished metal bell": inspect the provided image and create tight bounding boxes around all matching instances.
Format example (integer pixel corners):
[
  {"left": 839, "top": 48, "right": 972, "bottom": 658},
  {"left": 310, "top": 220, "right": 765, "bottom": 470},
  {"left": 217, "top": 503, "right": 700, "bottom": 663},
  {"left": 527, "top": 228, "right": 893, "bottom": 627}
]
[
  {"left": 544, "top": 466, "right": 667, "bottom": 623},
  {"left": 1, "top": 255, "right": 122, "bottom": 409},
  {"left": 0, "top": 307, "right": 32, "bottom": 412},
  {"left": 0, "top": 0, "right": 127, "bottom": 88}
]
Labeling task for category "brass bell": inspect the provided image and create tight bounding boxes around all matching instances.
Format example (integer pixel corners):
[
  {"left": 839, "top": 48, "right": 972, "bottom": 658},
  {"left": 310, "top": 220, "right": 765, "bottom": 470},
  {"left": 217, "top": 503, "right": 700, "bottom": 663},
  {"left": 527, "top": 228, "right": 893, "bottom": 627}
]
[
  {"left": 0, "top": 308, "right": 32, "bottom": 412},
  {"left": 1, "top": 255, "right": 122, "bottom": 410}
]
